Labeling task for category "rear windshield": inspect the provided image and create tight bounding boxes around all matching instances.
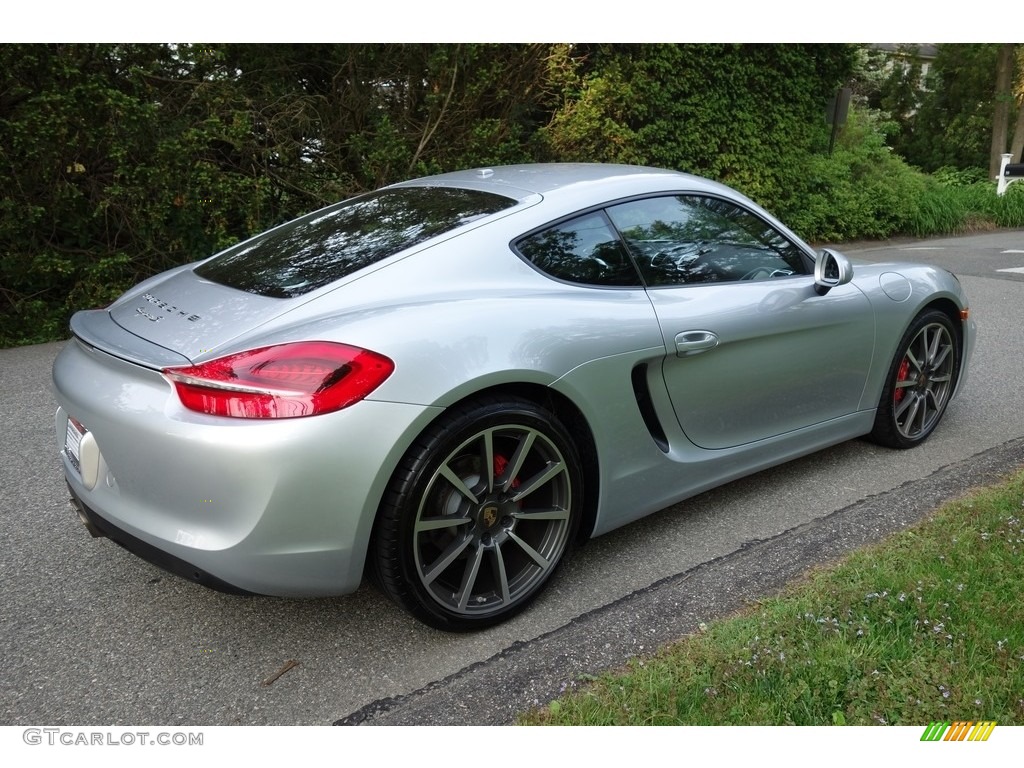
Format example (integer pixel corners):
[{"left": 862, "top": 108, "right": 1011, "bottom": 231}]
[{"left": 194, "top": 186, "right": 516, "bottom": 298}]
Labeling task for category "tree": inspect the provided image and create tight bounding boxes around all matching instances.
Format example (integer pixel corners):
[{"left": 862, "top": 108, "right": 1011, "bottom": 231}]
[
  {"left": 990, "top": 44, "right": 1017, "bottom": 176},
  {"left": 1011, "top": 46, "right": 1024, "bottom": 162},
  {"left": 896, "top": 44, "right": 998, "bottom": 172}
]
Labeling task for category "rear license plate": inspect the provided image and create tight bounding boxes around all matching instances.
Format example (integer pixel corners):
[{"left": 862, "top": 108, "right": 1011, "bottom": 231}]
[{"left": 65, "top": 417, "right": 86, "bottom": 475}]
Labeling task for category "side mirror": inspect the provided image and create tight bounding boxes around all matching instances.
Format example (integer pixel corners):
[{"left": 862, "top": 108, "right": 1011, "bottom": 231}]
[{"left": 814, "top": 248, "right": 854, "bottom": 295}]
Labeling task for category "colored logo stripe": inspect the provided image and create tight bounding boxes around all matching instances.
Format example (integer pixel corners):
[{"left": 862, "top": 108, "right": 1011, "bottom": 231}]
[
  {"left": 921, "top": 721, "right": 949, "bottom": 741},
  {"left": 945, "top": 722, "right": 972, "bottom": 741},
  {"left": 969, "top": 721, "right": 997, "bottom": 741},
  {"left": 921, "top": 721, "right": 996, "bottom": 742}
]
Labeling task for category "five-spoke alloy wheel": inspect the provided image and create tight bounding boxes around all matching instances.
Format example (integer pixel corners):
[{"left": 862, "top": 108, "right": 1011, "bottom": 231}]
[
  {"left": 870, "top": 309, "right": 960, "bottom": 449},
  {"left": 373, "top": 397, "right": 582, "bottom": 631}
]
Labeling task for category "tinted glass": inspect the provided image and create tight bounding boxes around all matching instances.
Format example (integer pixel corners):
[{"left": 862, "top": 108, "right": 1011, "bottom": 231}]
[
  {"left": 195, "top": 187, "right": 515, "bottom": 298},
  {"left": 516, "top": 212, "right": 640, "bottom": 287},
  {"left": 606, "top": 195, "right": 808, "bottom": 286}
]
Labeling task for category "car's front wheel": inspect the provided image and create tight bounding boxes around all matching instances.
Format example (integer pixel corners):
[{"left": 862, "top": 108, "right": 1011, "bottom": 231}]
[
  {"left": 870, "top": 309, "right": 960, "bottom": 449},
  {"left": 372, "top": 396, "right": 582, "bottom": 631}
]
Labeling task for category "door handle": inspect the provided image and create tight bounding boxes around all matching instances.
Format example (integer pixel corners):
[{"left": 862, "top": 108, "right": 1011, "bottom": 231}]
[{"left": 674, "top": 330, "right": 719, "bottom": 357}]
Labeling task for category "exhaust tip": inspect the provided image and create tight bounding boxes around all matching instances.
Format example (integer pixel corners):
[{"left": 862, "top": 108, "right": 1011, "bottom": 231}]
[{"left": 69, "top": 497, "right": 105, "bottom": 539}]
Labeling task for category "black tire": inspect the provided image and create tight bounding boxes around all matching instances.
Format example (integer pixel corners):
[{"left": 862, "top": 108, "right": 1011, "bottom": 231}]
[
  {"left": 371, "top": 396, "right": 583, "bottom": 631},
  {"left": 869, "top": 309, "right": 959, "bottom": 449}
]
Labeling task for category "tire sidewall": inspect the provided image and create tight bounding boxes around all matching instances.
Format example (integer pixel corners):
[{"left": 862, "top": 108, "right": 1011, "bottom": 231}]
[
  {"left": 872, "top": 309, "right": 960, "bottom": 449},
  {"left": 376, "top": 397, "right": 583, "bottom": 631}
]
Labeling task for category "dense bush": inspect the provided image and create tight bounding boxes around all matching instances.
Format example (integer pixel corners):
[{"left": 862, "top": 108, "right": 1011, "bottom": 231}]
[
  {"left": 780, "top": 108, "right": 928, "bottom": 241},
  {"left": 539, "top": 44, "right": 856, "bottom": 217},
  {"left": 2, "top": 43, "right": 1019, "bottom": 348},
  {"left": 0, "top": 45, "right": 286, "bottom": 345},
  {"left": 0, "top": 43, "right": 559, "bottom": 346}
]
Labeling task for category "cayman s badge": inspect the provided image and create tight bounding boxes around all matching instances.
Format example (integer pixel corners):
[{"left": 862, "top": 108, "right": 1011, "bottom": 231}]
[{"left": 136, "top": 293, "right": 202, "bottom": 322}]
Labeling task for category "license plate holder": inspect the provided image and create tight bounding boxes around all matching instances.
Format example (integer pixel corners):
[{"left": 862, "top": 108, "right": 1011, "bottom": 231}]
[{"left": 65, "top": 417, "right": 87, "bottom": 475}]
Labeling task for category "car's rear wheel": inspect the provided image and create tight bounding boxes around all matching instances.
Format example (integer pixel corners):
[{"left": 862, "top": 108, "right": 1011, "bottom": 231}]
[
  {"left": 869, "top": 309, "right": 959, "bottom": 449},
  {"left": 372, "top": 396, "right": 582, "bottom": 631}
]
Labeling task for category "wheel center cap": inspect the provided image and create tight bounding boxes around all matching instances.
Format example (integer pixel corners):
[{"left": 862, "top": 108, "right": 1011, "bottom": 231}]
[{"left": 481, "top": 504, "right": 500, "bottom": 529}]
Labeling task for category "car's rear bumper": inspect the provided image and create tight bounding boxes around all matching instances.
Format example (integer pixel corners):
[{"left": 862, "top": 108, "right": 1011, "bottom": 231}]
[
  {"left": 53, "top": 337, "right": 442, "bottom": 597},
  {"left": 66, "top": 482, "right": 257, "bottom": 594}
]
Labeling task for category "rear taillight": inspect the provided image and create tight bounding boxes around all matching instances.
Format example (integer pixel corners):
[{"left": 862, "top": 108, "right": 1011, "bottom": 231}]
[{"left": 162, "top": 342, "right": 394, "bottom": 419}]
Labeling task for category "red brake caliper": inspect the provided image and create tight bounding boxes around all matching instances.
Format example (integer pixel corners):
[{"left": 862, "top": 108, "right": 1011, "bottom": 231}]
[
  {"left": 493, "top": 455, "right": 520, "bottom": 491},
  {"left": 894, "top": 358, "right": 910, "bottom": 404}
]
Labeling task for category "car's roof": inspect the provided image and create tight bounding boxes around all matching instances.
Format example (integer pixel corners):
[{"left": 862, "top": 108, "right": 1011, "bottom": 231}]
[{"left": 389, "top": 163, "right": 731, "bottom": 204}]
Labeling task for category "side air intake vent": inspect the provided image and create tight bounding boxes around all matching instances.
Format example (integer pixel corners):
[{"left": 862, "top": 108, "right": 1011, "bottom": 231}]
[{"left": 631, "top": 364, "right": 669, "bottom": 453}]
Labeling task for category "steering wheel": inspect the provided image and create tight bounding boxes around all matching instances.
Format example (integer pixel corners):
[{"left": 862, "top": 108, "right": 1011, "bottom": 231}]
[
  {"left": 740, "top": 267, "right": 794, "bottom": 281},
  {"left": 740, "top": 266, "right": 774, "bottom": 281}
]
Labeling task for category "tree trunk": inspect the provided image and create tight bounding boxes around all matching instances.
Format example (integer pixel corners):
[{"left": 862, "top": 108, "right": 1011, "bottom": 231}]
[
  {"left": 1011, "top": 99, "right": 1024, "bottom": 163},
  {"left": 989, "top": 43, "right": 1015, "bottom": 177}
]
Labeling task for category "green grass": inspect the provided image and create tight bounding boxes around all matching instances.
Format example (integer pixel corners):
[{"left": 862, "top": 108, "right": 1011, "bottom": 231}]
[
  {"left": 908, "top": 181, "right": 1024, "bottom": 237},
  {"left": 520, "top": 469, "right": 1024, "bottom": 726}
]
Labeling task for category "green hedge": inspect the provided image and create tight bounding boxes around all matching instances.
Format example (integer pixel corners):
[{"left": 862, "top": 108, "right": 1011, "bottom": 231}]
[{"left": 3, "top": 43, "right": 1018, "bottom": 348}]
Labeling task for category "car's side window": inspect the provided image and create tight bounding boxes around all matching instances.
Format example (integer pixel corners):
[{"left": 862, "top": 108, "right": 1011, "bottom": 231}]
[
  {"left": 605, "top": 195, "right": 809, "bottom": 287},
  {"left": 515, "top": 211, "right": 641, "bottom": 287}
]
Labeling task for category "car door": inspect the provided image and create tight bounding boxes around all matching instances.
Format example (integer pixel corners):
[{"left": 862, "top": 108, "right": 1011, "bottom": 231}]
[{"left": 606, "top": 194, "right": 874, "bottom": 450}]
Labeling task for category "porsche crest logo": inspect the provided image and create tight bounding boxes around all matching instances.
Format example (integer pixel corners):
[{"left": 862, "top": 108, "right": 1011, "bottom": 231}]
[{"left": 482, "top": 505, "right": 499, "bottom": 528}]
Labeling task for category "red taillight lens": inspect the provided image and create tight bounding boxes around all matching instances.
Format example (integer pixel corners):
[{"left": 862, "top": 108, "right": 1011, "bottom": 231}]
[{"left": 162, "top": 342, "right": 395, "bottom": 419}]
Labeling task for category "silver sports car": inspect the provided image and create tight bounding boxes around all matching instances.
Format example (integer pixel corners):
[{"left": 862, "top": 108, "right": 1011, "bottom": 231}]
[{"left": 53, "top": 164, "right": 975, "bottom": 630}]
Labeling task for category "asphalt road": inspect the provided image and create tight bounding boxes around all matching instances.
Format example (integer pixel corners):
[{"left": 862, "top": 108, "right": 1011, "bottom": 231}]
[{"left": 2, "top": 230, "right": 1023, "bottom": 726}]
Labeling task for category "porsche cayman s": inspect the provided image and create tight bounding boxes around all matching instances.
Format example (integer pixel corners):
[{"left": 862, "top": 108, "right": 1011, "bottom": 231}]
[{"left": 53, "top": 164, "right": 975, "bottom": 630}]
